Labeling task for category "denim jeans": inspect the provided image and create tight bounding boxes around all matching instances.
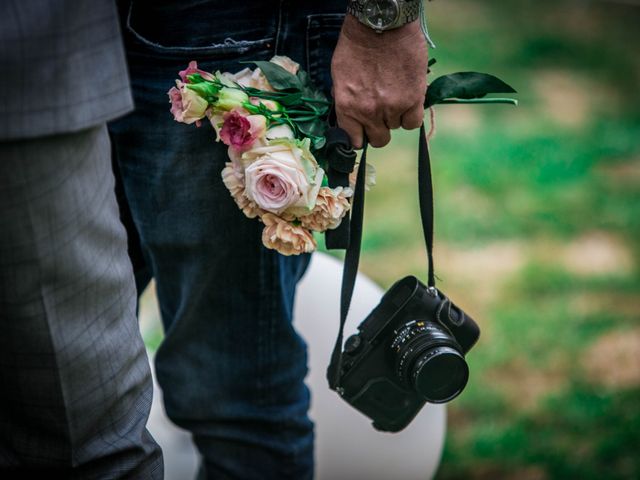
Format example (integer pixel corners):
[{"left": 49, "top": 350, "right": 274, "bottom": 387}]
[{"left": 109, "top": 1, "right": 345, "bottom": 478}]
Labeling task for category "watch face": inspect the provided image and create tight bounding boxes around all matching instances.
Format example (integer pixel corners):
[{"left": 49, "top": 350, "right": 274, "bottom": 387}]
[{"left": 363, "top": 0, "right": 399, "bottom": 30}]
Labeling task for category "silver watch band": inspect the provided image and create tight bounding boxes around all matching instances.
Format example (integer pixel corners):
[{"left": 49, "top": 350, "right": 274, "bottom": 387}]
[{"left": 347, "top": 0, "right": 421, "bottom": 32}]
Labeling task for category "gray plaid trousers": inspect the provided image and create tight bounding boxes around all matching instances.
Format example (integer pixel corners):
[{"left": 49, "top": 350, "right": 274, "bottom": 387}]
[{"left": 0, "top": 125, "right": 163, "bottom": 478}]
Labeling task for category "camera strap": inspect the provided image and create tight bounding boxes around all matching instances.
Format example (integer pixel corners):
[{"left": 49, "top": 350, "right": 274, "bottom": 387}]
[{"left": 327, "top": 124, "right": 436, "bottom": 390}]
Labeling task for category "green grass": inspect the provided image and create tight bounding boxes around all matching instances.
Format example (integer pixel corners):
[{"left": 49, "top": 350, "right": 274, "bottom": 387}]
[{"left": 350, "top": 1, "right": 640, "bottom": 478}]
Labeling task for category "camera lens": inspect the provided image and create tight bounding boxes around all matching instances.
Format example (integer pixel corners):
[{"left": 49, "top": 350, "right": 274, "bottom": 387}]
[
  {"left": 392, "top": 321, "right": 469, "bottom": 403},
  {"left": 412, "top": 346, "right": 468, "bottom": 402}
]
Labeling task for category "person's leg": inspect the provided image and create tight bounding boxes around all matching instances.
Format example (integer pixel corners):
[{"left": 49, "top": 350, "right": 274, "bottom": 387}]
[
  {"left": 110, "top": 1, "right": 344, "bottom": 478},
  {"left": 0, "top": 125, "right": 163, "bottom": 478},
  {"left": 111, "top": 82, "right": 314, "bottom": 480},
  {"left": 110, "top": 5, "right": 313, "bottom": 478}
]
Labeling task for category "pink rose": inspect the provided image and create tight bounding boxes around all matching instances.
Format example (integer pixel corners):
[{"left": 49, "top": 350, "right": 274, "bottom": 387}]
[
  {"left": 261, "top": 213, "right": 316, "bottom": 256},
  {"left": 179, "top": 61, "right": 215, "bottom": 83},
  {"left": 219, "top": 110, "right": 266, "bottom": 152},
  {"left": 242, "top": 140, "right": 324, "bottom": 215},
  {"left": 168, "top": 81, "right": 208, "bottom": 125}
]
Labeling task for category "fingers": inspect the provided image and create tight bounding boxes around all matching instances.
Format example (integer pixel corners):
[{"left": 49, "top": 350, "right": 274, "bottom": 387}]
[
  {"left": 336, "top": 103, "right": 424, "bottom": 149},
  {"left": 365, "top": 124, "right": 391, "bottom": 148},
  {"left": 336, "top": 111, "right": 364, "bottom": 149},
  {"left": 336, "top": 109, "right": 391, "bottom": 149},
  {"left": 384, "top": 114, "right": 402, "bottom": 130},
  {"left": 401, "top": 103, "right": 425, "bottom": 130}
]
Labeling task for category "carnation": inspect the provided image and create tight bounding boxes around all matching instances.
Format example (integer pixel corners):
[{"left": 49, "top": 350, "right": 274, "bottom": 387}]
[
  {"left": 221, "top": 162, "right": 263, "bottom": 219},
  {"left": 299, "top": 186, "right": 353, "bottom": 232},
  {"left": 219, "top": 110, "right": 267, "bottom": 152},
  {"left": 261, "top": 213, "right": 316, "bottom": 255}
]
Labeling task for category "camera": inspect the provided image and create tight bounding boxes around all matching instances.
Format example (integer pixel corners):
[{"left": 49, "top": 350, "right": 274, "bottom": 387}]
[{"left": 330, "top": 275, "right": 480, "bottom": 432}]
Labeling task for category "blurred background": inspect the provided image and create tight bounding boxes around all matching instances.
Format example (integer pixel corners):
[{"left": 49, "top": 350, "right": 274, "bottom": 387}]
[
  {"left": 141, "top": 0, "right": 640, "bottom": 478},
  {"left": 361, "top": 0, "right": 640, "bottom": 478}
]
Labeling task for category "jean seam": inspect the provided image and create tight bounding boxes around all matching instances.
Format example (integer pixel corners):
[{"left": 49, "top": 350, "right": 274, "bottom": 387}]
[
  {"left": 274, "top": 0, "right": 284, "bottom": 55},
  {"left": 304, "top": 13, "right": 345, "bottom": 91}
]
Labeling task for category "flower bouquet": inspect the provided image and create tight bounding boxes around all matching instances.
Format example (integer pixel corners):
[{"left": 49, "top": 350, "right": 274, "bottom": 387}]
[
  {"left": 168, "top": 56, "right": 370, "bottom": 255},
  {"left": 168, "top": 55, "right": 516, "bottom": 256}
]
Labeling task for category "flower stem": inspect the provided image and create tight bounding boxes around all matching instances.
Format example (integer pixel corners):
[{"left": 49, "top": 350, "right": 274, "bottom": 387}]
[{"left": 438, "top": 98, "right": 518, "bottom": 106}]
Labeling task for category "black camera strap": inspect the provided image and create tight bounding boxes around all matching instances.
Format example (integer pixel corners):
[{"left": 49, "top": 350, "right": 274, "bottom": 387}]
[{"left": 327, "top": 124, "right": 436, "bottom": 390}]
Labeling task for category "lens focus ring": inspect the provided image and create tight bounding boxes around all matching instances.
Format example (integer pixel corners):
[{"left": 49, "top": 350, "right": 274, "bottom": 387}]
[
  {"left": 392, "top": 321, "right": 468, "bottom": 403},
  {"left": 412, "top": 346, "right": 468, "bottom": 403}
]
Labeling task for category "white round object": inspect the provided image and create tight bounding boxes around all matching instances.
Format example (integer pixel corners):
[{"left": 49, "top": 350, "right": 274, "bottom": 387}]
[
  {"left": 147, "top": 252, "right": 446, "bottom": 479},
  {"left": 295, "top": 252, "right": 446, "bottom": 480}
]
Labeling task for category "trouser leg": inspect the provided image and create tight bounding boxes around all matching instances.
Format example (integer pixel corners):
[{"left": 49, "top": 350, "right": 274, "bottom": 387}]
[
  {"left": 110, "top": 2, "right": 345, "bottom": 477},
  {"left": 0, "top": 125, "right": 163, "bottom": 478},
  {"left": 110, "top": 98, "right": 314, "bottom": 477}
]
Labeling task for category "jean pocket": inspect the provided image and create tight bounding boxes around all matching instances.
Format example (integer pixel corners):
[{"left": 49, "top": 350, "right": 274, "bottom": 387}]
[
  {"left": 124, "top": 1, "right": 277, "bottom": 60},
  {"left": 305, "top": 13, "right": 345, "bottom": 96}
]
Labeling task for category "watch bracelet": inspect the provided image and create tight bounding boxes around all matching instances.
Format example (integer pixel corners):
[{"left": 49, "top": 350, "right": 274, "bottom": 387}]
[{"left": 347, "top": 0, "right": 421, "bottom": 29}]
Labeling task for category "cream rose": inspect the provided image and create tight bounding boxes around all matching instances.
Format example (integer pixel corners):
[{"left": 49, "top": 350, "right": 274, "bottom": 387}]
[
  {"left": 300, "top": 186, "right": 353, "bottom": 232},
  {"left": 261, "top": 213, "right": 316, "bottom": 256},
  {"left": 265, "top": 124, "right": 295, "bottom": 141},
  {"left": 216, "top": 87, "right": 249, "bottom": 112},
  {"left": 230, "top": 67, "right": 274, "bottom": 91},
  {"left": 168, "top": 80, "right": 208, "bottom": 125},
  {"left": 269, "top": 55, "right": 300, "bottom": 75},
  {"left": 242, "top": 139, "right": 324, "bottom": 215}
]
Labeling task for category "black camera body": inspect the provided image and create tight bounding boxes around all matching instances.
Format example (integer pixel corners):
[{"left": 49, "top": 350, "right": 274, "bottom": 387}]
[{"left": 331, "top": 276, "right": 480, "bottom": 432}]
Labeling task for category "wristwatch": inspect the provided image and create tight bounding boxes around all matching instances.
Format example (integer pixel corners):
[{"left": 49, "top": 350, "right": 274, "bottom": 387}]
[{"left": 347, "top": 0, "right": 421, "bottom": 33}]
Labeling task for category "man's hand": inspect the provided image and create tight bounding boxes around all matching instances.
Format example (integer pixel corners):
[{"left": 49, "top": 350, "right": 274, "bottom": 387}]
[{"left": 331, "top": 14, "right": 429, "bottom": 148}]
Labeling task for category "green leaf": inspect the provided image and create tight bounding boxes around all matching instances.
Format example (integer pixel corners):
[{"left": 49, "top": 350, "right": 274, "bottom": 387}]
[
  {"left": 297, "top": 69, "right": 328, "bottom": 103},
  {"left": 297, "top": 69, "right": 313, "bottom": 90},
  {"left": 244, "top": 61, "right": 302, "bottom": 91},
  {"left": 295, "top": 119, "right": 327, "bottom": 150},
  {"left": 297, "top": 119, "right": 326, "bottom": 139},
  {"left": 274, "top": 92, "right": 304, "bottom": 106},
  {"left": 425, "top": 72, "right": 516, "bottom": 108}
]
